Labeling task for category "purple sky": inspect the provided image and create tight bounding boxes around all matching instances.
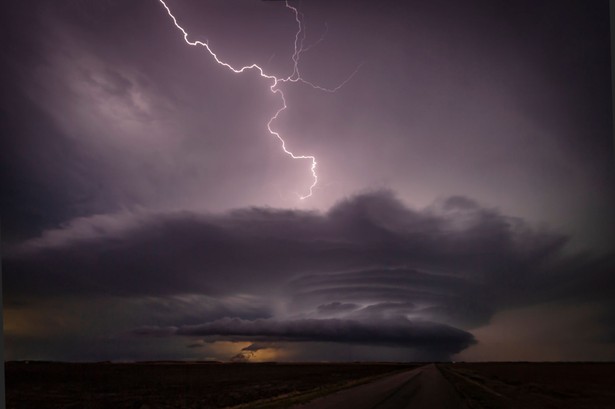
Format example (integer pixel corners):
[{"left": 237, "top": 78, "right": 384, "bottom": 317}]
[{"left": 2, "top": 0, "right": 614, "bottom": 362}]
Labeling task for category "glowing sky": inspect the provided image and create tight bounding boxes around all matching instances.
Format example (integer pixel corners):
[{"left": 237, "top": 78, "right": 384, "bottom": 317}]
[{"left": 1, "top": 0, "right": 614, "bottom": 362}]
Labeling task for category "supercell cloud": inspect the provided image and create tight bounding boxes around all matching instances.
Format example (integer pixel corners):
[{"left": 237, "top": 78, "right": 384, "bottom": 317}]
[
  {"left": 134, "top": 316, "right": 476, "bottom": 358},
  {"left": 1, "top": 0, "right": 614, "bottom": 361},
  {"left": 4, "top": 191, "right": 614, "bottom": 360}
]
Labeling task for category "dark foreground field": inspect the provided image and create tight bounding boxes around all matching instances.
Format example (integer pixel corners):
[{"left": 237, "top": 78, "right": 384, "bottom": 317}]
[
  {"left": 6, "top": 362, "right": 615, "bottom": 409},
  {"left": 440, "top": 362, "right": 615, "bottom": 409},
  {"left": 5, "top": 361, "right": 419, "bottom": 409}
]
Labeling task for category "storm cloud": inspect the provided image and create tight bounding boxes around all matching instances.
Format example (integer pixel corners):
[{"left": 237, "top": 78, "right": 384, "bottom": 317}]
[
  {"left": 5, "top": 190, "right": 568, "bottom": 301},
  {"left": 134, "top": 316, "right": 475, "bottom": 357},
  {"left": 4, "top": 190, "right": 614, "bottom": 360},
  {"left": 2, "top": 0, "right": 613, "bottom": 362}
]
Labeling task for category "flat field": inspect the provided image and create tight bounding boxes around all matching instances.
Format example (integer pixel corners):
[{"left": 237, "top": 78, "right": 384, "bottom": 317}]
[
  {"left": 439, "top": 362, "right": 615, "bottom": 409},
  {"left": 5, "top": 361, "right": 419, "bottom": 409}
]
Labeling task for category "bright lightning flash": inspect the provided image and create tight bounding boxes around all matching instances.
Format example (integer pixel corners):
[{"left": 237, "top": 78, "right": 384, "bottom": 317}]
[{"left": 157, "top": 0, "right": 358, "bottom": 200}]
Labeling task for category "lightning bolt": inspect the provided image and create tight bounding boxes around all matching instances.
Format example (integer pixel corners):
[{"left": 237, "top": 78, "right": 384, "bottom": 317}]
[{"left": 157, "top": 0, "right": 359, "bottom": 200}]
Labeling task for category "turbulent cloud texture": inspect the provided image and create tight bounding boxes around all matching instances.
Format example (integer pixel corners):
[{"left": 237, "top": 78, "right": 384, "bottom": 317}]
[
  {"left": 5, "top": 191, "right": 613, "bottom": 360},
  {"left": 134, "top": 316, "right": 475, "bottom": 356},
  {"left": 5, "top": 191, "right": 566, "bottom": 298},
  {"left": 2, "top": 0, "right": 613, "bottom": 362}
]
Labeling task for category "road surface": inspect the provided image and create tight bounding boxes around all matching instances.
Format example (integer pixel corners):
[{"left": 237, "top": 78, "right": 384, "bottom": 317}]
[{"left": 291, "top": 364, "right": 465, "bottom": 409}]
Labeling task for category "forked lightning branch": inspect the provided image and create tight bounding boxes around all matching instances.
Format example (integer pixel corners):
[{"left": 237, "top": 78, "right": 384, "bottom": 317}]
[{"left": 157, "top": 0, "right": 358, "bottom": 199}]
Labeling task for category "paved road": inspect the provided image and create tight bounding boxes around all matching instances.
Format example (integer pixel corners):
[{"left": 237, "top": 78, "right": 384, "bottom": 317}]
[{"left": 291, "top": 364, "right": 464, "bottom": 409}]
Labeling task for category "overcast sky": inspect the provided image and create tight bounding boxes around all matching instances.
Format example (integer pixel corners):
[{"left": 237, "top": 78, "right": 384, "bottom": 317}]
[{"left": 2, "top": 0, "right": 614, "bottom": 362}]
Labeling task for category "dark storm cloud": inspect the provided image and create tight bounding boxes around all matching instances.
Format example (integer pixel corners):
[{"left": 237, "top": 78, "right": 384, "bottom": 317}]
[
  {"left": 186, "top": 342, "right": 205, "bottom": 349},
  {"left": 2, "top": 0, "right": 613, "bottom": 362},
  {"left": 2, "top": 0, "right": 612, "bottom": 250},
  {"left": 317, "top": 302, "right": 360, "bottom": 315},
  {"left": 290, "top": 268, "right": 479, "bottom": 302},
  {"left": 353, "top": 302, "right": 417, "bottom": 317},
  {"left": 4, "top": 190, "right": 566, "bottom": 301},
  {"left": 5, "top": 190, "right": 613, "bottom": 337},
  {"left": 133, "top": 316, "right": 475, "bottom": 356},
  {"left": 127, "top": 293, "right": 273, "bottom": 327},
  {"left": 289, "top": 267, "right": 494, "bottom": 328}
]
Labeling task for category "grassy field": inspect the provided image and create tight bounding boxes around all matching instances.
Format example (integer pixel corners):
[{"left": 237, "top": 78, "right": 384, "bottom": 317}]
[
  {"left": 5, "top": 361, "right": 420, "bottom": 409},
  {"left": 439, "top": 362, "right": 615, "bottom": 409}
]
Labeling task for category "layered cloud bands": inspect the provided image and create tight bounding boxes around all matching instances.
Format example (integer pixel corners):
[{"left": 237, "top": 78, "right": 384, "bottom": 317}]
[
  {"left": 4, "top": 190, "right": 613, "bottom": 360},
  {"left": 134, "top": 316, "right": 475, "bottom": 357}
]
